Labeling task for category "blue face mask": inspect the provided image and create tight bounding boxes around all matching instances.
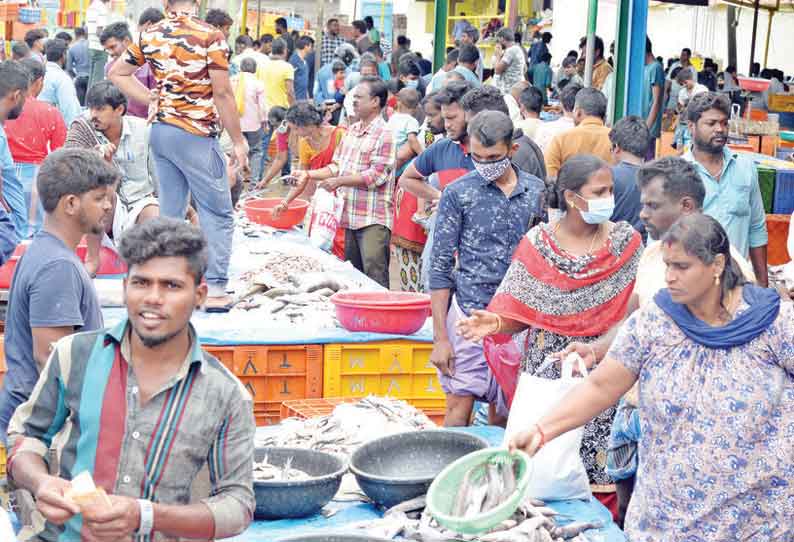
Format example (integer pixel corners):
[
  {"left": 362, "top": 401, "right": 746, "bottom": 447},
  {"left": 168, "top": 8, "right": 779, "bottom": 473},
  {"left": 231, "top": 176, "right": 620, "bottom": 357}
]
[
  {"left": 574, "top": 193, "right": 615, "bottom": 225},
  {"left": 404, "top": 80, "right": 419, "bottom": 89}
]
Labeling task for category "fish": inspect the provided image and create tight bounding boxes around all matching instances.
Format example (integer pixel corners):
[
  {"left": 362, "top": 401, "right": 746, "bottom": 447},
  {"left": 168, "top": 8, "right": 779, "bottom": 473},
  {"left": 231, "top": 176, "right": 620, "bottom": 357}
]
[
  {"left": 452, "top": 455, "right": 520, "bottom": 519},
  {"left": 384, "top": 495, "right": 427, "bottom": 516},
  {"left": 255, "top": 395, "right": 437, "bottom": 456},
  {"left": 252, "top": 455, "right": 310, "bottom": 481},
  {"left": 550, "top": 520, "right": 603, "bottom": 539}
]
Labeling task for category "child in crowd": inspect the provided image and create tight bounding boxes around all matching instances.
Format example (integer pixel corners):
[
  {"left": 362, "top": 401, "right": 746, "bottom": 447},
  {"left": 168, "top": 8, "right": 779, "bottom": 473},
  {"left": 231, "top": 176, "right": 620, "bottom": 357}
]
[{"left": 388, "top": 87, "right": 423, "bottom": 176}]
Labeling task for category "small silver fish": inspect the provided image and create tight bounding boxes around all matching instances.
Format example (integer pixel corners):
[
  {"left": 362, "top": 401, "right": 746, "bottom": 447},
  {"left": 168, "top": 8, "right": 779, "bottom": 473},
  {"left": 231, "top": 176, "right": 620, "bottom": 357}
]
[{"left": 550, "top": 520, "right": 602, "bottom": 539}]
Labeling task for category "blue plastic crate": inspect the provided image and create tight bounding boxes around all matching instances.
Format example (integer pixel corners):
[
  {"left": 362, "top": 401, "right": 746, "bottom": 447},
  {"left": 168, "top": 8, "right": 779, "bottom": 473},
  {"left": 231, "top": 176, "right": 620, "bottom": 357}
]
[
  {"left": 772, "top": 168, "right": 794, "bottom": 214},
  {"left": 18, "top": 7, "right": 40, "bottom": 23}
]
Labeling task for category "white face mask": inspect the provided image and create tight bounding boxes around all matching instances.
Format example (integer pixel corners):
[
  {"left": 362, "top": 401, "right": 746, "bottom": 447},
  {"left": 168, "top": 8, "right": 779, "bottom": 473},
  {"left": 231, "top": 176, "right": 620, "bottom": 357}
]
[{"left": 573, "top": 193, "right": 615, "bottom": 225}]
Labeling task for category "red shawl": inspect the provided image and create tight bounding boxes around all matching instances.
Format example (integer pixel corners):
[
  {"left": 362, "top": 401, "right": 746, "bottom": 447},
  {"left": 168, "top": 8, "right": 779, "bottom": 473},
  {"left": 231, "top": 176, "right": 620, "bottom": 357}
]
[{"left": 488, "top": 223, "right": 643, "bottom": 338}]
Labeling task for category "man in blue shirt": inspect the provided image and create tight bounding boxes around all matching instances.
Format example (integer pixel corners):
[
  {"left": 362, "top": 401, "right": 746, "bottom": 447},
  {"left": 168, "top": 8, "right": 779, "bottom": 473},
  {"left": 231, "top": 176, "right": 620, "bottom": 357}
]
[
  {"left": 641, "top": 37, "right": 664, "bottom": 160},
  {"left": 0, "top": 60, "right": 32, "bottom": 237},
  {"left": 429, "top": 111, "right": 545, "bottom": 427},
  {"left": 682, "top": 91, "right": 768, "bottom": 286},
  {"left": 453, "top": 44, "right": 481, "bottom": 88},
  {"left": 39, "top": 38, "right": 82, "bottom": 126},
  {"left": 608, "top": 115, "right": 648, "bottom": 237},
  {"left": 290, "top": 35, "right": 313, "bottom": 101},
  {"left": 66, "top": 27, "right": 90, "bottom": 78},
  {"left": 0, "top": 148, "right": 115, "bottom": 444}
]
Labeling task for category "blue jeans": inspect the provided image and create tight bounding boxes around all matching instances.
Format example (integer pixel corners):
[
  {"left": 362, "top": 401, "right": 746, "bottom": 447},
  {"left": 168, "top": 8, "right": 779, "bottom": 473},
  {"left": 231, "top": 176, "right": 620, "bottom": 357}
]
[
  {"left": 150, "top": 123, "right": 233, "bottom": 296},
  {"left": 15, "top": 163, "right": 43, "bottom": 238}
]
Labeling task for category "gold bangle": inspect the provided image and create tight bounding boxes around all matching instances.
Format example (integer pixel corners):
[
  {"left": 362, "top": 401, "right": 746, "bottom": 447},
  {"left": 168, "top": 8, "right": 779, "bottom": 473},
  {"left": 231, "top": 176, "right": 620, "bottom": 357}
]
[{"left": 492, "top": 314, "right": 503, "bottom": 335}]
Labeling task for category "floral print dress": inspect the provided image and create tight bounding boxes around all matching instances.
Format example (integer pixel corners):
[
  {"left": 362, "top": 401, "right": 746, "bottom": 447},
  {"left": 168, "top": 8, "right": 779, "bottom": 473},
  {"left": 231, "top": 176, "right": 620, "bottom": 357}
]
[
  {"left": 514, "top": 221, "right": 641, "bottom": 488},
  {"left": 608, "top": 293, "right": 794, "bottom": 541}
]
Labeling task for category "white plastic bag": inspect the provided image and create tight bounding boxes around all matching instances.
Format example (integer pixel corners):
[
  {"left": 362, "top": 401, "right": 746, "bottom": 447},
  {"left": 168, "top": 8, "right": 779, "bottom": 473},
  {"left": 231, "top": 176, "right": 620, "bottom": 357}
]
[
  {"left": 309, "top": 188, "right": 344, "bottom": 252},
  {"left": 502, "top": 354, "right": 592, "bottom": 501}
]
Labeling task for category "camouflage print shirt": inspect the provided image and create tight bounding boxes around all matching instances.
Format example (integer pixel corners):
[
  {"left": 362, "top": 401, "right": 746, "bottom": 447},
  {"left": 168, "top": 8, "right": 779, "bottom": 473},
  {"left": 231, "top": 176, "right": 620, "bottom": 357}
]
[{"left": 125, "top": 10, "right": 230, "bottom": 138}]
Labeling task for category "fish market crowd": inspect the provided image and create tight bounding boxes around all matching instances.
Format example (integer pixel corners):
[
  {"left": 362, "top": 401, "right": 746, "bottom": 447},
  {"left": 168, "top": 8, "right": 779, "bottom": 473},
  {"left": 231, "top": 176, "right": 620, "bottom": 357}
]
[{"left": 0, "top": 0, "right": 789, "bottom": 541}]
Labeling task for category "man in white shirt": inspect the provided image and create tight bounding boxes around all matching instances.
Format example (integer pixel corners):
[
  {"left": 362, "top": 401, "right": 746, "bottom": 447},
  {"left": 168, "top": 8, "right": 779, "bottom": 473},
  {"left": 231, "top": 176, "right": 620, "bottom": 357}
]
[
  {"left": 677, "top": 68, "right": 708, "bottom": 109},
  {"left": 233, "top": 34, "right": 270, "bottom": 79},
  {"left": 86, "top": 0, "right": 111, "bottom": 90},
  {"left": 535, "top": 81, "right": 581, "bottom": 152}
]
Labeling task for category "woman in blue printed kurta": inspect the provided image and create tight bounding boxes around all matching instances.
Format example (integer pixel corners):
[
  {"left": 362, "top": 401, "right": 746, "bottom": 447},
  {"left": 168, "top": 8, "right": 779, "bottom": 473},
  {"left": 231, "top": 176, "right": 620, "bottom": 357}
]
[{"left": 510, "top": 214, "right": 794, "bottom": 542}]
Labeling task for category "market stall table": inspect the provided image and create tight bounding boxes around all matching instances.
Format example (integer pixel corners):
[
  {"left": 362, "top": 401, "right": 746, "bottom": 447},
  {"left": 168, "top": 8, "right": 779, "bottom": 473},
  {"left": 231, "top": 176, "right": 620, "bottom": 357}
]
[
  {"left": 229, "top": 426, "right": 626, "bottom": 542},
  {"left": 97, "top": 226, "right": 433, "bottom": 345}
]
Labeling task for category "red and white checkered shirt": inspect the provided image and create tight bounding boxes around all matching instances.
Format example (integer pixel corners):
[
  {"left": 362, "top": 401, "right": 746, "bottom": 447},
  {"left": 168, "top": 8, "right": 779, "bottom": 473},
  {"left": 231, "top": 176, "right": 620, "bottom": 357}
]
[{"left": 328, "top": 115, "right": 395, "bottom": 230}]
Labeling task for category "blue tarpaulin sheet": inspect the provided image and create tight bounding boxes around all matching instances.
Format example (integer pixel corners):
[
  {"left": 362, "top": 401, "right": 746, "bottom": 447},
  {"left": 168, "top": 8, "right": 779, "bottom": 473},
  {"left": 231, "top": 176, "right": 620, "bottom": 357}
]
[
  {"left": 227, "top": 426, "right": 626, "bottom": 542},
  {"left": 99, "top": 228, "right": 434, "bottom": 345}
]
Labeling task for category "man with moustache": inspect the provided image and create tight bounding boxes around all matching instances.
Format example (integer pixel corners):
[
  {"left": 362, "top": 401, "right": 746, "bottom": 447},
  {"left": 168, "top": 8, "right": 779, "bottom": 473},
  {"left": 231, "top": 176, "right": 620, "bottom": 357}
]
[
  {"left": 682, "top": 92, "right": 768, "bottom": 286},
  {"left": 0, "top": 149, "right": 117, "bottom": 445},
  {"left": 7, "top": 217, "right": 255, "bottom": 542}
]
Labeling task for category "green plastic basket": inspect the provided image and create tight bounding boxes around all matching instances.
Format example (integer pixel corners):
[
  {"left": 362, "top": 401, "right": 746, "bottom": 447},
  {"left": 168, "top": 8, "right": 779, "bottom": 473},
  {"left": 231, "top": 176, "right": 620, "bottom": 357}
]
[
  {"left": 758, "top": 166, "right": 776, "bottom": 214},
  {"left": 426, "top": 448, "right": 532, "bottom": 535}
]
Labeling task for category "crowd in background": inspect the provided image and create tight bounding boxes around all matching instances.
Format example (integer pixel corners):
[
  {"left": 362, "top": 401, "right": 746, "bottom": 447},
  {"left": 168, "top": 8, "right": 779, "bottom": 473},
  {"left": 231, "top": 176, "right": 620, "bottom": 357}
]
[{"left": 0, "top": 3, "right": 788, "bottom": 541}]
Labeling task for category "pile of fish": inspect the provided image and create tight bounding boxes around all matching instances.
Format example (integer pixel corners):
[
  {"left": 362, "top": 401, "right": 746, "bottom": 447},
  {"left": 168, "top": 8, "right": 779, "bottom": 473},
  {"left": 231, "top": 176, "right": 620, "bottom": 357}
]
[
  {"left": 255, "top": 396, "right": 436, "bottom": 457},
  {"left": 348, "top": 496, "right": 603, "bottom": 541},
  {"left": 253, "top": 455, "right": 311, "bottom": 482},
  {"left": 453, "top": 455, "right": 519, "bottom": 518},
  {"left": 239, "top": 252, "right": 325, "bottom": 285}
]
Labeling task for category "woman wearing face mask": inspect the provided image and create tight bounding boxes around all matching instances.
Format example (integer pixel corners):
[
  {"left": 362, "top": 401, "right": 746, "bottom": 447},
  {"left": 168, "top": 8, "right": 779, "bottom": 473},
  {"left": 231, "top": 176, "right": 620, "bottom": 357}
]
[
  {"left": 509, "top": 214, "right": 794, "bottom": 542},
  {"left": 456, "top": 153, "right": 643, "bottom": 512}
]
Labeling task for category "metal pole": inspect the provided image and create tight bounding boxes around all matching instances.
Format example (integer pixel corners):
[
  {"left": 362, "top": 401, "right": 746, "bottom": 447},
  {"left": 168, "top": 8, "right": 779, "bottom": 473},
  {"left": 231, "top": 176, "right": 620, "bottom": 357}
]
[
  {"left": 432, "top": 0, "right": 448, "bottom": 72},
  {"left": 583, "top": 0, "right": 598, "bottom": 88},
  {"left": 749, "top": 0, "right": 760, "bottom": 74},
  {"left": 612, "top": 0, "right": 630, "bottom": 122}
]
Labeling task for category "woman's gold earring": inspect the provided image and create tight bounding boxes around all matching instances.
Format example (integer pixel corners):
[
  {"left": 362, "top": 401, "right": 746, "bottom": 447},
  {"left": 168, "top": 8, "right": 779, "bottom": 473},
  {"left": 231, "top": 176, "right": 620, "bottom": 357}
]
[{"left": 714, "top": 275, "right": 720, "bottom": 286}]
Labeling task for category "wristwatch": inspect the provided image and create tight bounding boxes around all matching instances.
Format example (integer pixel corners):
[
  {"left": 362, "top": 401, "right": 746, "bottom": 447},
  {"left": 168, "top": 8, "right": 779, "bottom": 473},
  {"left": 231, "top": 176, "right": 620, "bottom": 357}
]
[{"left": 136, "top": 499, "right": 154, "bottom": 537}]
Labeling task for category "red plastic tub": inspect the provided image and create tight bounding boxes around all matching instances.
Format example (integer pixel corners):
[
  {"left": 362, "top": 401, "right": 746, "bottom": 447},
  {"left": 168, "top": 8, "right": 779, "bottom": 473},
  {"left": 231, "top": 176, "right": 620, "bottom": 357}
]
[
  {"left": 738, "top": 76, "right": 770, "bottom": 93},
  {"left": 0, "top": 242, "right": 29, "bottom": 289},
  {"left": 75, "top": 241, "right": 128, "bottom": 275},
  {"left": 330, "top": 291, "right": 431, "bottom": 335},
  {"left": 243, "top": 198, "right": 309, "bottom": 229}
]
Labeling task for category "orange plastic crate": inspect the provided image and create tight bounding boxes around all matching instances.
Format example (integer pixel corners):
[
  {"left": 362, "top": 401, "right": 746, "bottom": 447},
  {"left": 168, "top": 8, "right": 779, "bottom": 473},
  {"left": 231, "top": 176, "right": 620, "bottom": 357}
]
[
  {"left": 280, "top": 397, "right": 444, "bottom": 426},
  {"left": 203, "top": 344, "right": 324, "bottom": 424},
  {"left": 766, "top": 214, "right": 791, "bottom": 265},
  {"left": 279, "top": 397, "right": 358, "bottom": 420}
]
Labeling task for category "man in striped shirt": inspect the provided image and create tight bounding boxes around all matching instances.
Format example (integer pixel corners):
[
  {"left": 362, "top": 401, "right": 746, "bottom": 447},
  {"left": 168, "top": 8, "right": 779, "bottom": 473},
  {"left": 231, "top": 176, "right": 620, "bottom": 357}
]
[
  {"left": 296, "top": 76, "right": 395, "bottom": 287},
  {"left": 7, "top": 217, "right": 255, "bottom": 541}
]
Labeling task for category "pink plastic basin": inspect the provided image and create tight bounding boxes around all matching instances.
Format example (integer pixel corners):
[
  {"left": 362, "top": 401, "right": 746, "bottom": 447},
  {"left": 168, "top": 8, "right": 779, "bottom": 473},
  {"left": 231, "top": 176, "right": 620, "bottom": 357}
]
[{"left": 330, "top": 291, "right": 431, "bottom": 335}]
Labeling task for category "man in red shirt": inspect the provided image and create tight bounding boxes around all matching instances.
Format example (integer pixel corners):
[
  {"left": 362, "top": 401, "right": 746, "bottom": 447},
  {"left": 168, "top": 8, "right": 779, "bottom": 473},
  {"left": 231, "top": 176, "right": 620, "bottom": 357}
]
[{"left": 6, "top": 58, "right": 66, "bottom": 237}]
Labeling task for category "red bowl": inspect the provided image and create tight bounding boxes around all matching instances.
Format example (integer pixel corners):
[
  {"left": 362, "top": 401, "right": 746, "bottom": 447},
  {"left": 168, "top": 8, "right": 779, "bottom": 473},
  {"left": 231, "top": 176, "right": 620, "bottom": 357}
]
[
  {"left": 75, "top": 241, "right": 128, "bottom": 275},
  {"left": 244, "top": 198, "right": 309, "bottom": 229},
  {"left": 330, "top": 291, "right": 431, "bottom": 335},
  {"left": 0, "top": 242, "right": 28, "bottom": 289},
  {"left": 331, "top": 291, "right": 431, "bottom": 308},
  {"left": 738, "top": 76, "right": 770, "bottom": 93}
]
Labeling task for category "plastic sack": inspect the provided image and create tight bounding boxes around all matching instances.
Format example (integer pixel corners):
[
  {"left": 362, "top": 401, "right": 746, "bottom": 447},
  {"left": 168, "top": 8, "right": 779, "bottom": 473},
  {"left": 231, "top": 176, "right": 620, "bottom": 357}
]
[
  {"left": 309, "top": 188, "right": 344, "bottom": 253},
  {"left": 502, "top": 354, "right": 591, "bottom": 501},
  {"left": 483, "top": 333, "right": 522, "bottom": 407}
]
